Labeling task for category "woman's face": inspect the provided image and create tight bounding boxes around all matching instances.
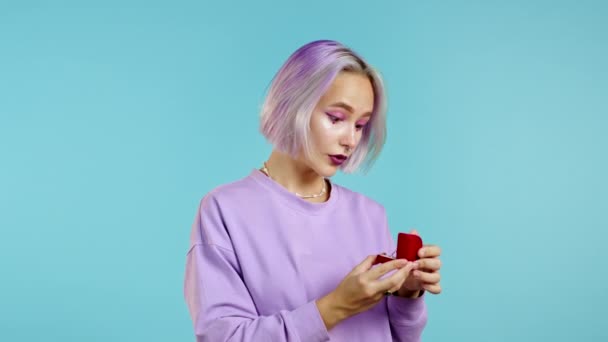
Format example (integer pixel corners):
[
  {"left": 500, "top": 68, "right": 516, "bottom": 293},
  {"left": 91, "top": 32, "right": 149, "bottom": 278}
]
[{"left": 306, "top": 71, "right": 375, "bottom": 177}]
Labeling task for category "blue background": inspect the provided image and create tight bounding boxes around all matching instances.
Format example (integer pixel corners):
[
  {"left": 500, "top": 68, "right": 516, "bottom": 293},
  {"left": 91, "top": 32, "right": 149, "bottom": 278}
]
[{"left": 1, "top": 1, "right": 606, "bottom": 341}]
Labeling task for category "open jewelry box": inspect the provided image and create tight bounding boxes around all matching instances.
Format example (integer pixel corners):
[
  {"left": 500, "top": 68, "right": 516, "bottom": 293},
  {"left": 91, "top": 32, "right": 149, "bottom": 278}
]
[{"left": 373, "top": 233, "right": 423, "bottom": 264}]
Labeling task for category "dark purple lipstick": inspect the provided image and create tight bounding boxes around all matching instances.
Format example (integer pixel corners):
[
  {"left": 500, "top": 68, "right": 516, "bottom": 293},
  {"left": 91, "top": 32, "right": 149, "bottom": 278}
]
[{"left": 329, "top": 154, "right": 347, "bottom": 166}]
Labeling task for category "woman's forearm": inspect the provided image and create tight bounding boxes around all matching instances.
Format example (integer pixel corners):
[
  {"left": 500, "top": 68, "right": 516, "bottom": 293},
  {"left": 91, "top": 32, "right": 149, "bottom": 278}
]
[{"left": 315, "top": 292, "right": 350, "bottom": 330}]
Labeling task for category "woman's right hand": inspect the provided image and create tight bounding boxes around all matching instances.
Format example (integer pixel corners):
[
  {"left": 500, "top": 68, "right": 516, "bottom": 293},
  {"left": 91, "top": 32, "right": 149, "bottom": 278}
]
[{"left": 316, "top": 255, "right": 417, "bottom": 329}]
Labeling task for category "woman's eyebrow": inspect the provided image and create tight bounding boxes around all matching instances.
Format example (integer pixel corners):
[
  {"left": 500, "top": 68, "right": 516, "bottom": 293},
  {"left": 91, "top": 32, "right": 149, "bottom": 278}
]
[{"left": 328, "top": 101, "right": 354, "bottom": 112}]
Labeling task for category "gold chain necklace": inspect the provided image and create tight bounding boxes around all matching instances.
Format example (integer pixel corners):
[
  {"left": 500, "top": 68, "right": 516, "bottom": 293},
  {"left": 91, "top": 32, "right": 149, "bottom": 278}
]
[{"left": 261, "top": 162, "right": 327, "bottom": 199}]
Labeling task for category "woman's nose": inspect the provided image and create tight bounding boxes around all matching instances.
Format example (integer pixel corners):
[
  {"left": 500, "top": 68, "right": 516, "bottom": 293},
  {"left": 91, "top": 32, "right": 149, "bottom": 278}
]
[{"left": 340, "top": 126, "right": 356, "bottom": 149}]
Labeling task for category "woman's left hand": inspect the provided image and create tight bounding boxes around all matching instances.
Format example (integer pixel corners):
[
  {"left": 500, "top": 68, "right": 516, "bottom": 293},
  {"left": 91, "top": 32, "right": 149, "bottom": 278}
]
[{"left": 397, "top": 230, "right": 442, "bottom": 297}]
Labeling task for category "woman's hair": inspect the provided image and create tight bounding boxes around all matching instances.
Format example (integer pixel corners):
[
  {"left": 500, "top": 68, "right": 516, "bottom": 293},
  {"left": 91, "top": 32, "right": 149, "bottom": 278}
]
[{"left": 259, "top": 39, "right": 387, "bottom": 173}]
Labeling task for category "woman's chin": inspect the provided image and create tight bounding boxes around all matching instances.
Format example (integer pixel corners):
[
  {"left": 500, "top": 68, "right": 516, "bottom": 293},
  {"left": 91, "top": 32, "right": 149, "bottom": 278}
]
[{"left": 317, "top": 164, "right": 339, "bottom": 178}]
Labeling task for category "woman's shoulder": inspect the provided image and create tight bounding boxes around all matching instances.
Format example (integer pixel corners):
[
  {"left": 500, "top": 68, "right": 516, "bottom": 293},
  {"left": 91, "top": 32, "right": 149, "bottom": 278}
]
[
  {"left": 197, "top": 170, "right": 260, "bottom": 209},
  {"left": 189, "top": 172, "right": 261, "bottom": 248},
  {"left": 332, "top": 182, "right": 386, "bottom": 216}
]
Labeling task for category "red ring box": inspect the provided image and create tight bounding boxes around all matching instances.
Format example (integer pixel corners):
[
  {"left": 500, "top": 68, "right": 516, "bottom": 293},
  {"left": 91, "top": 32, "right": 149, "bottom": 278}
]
[{"left": 373, "top": 233, "right": 423, "bottom": 265}]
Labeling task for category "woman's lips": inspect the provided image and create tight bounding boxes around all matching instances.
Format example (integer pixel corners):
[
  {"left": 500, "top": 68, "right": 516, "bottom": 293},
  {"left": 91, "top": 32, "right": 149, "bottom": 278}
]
[{"left": 329, "top": 154, "right": 347, "bottom": 166}]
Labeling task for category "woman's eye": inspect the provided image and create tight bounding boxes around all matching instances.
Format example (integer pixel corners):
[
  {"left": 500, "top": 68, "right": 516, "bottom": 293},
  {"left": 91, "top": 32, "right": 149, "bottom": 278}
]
[
  {"left": 326, "top": 114, "right": 341, "bottom": 123},
  {"left": 356, "top": 122, "right": 368, "bottom": 131}
]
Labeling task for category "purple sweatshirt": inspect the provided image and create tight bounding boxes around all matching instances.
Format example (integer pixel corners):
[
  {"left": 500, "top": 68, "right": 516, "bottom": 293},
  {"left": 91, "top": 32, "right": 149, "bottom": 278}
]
[{"left": 184, "top": 169, "right": 428, "bottom": 341}]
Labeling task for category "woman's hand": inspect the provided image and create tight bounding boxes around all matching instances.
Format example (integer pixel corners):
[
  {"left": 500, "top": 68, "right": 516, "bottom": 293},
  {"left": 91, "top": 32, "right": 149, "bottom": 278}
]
[
  {"left": 317, "top": 255, "right": 417, "bottom": 329},
  {"left": 398, "top": 230, "right": 442, "bottom": 297}
]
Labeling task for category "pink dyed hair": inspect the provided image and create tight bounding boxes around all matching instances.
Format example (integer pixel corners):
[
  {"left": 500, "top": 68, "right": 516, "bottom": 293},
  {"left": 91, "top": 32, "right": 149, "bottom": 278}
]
[{"left": 259, "top": 40, "right": 387, "bottom": 173}]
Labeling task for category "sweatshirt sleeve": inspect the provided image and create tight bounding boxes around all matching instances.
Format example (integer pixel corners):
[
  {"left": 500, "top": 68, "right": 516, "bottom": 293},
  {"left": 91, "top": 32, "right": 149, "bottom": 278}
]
[
  {"left": 183, "top": 195, "right": 331, "bottom": 342},
  {"left": 380, "top": 207, "right": 428, "bottom": 341}
]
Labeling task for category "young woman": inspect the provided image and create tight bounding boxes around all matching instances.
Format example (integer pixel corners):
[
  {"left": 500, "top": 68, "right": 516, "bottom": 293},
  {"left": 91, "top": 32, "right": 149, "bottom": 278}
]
[{"left": 184, "top": 40, "right": 442, "bottom": 341}]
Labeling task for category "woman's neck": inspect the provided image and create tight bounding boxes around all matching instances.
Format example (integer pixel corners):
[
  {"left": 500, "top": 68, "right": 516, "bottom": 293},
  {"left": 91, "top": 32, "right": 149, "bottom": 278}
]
[{"left": 261, "top": 150, "right": 329, "bottom": 202}]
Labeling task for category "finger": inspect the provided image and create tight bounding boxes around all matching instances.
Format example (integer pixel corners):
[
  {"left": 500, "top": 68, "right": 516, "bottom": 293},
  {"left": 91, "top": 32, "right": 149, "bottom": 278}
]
[
  {"left": 419, "top": 245, "right": 441, "bottom": 258},
  {"left": 413, "top": 270, "right": 441, "bottom": 284},
  {"left": 364, "top": 258, "right": 408, "bottom": 281},
  {"left": 422, "top": 283, "right": 442, "bottom": 294},
  {"left": 351, "top": 255, "right": 377, "bottom": 275},
  {"left": 409, "top": 228, "right": 419, "bottom": 236},
  {"left": 416, "top": 258, "right": 442, "bottom": 271},
  {"left": 375, "top": 261, "right": 415, "bottom": 293}
]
